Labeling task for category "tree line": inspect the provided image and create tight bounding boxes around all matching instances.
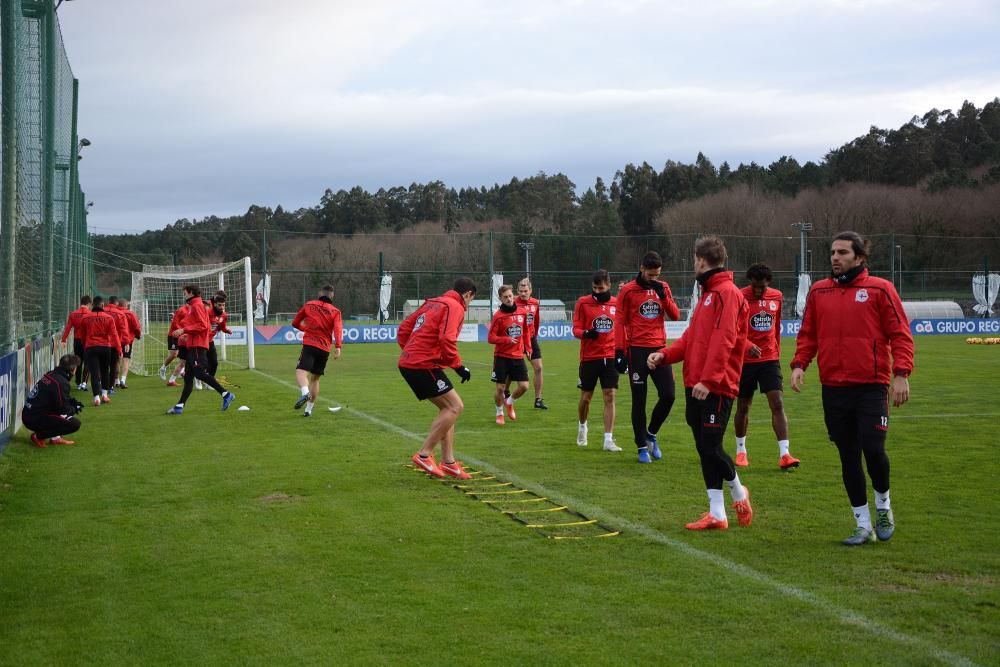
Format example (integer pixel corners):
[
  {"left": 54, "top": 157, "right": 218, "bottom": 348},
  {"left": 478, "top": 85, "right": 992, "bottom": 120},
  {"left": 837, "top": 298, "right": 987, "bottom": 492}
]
[{"left": 95, "top": 98, "right": 1000, "bottom": 269}]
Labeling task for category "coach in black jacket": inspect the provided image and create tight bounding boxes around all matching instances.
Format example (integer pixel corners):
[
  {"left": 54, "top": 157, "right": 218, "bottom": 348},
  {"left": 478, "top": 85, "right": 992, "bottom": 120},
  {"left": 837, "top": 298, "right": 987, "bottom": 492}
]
[{"left": 22, "top": 355, "right": 85, "bottom": 447}]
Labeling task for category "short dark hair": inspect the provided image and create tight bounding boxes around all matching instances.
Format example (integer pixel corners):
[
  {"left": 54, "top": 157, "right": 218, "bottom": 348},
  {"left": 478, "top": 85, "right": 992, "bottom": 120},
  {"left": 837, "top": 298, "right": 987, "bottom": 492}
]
[
  {"left": 80, "top": 295, "right": 91, "bottom": 305},
  {"left": 453, "top": 277, "right": 477, "bottom": 296},
  {"left": 498, "top": 284, "right": 513, "bottom": 297},
  {"left": 641, "top": 251, "right": 662, "bottom": 269},
  {"left": 91, "top": 296, "right": 104, "bottom": 309},
  {"left": 58, "top": 354, "right": 81, "bottom": 373},
  {"left": 746, "top": 263, "right": 773, "bottom": 282},
  {"left": 694, "top": 235, "right": 727, "bottom": 267},
  {"left": 183, "top": 285, "right": 201, "bottom": 297},
  {"left": 833, "top": 231, "right": 870, "bottom": 261},
  {"left": 215, "top": 290, "right": 227, "bottom": 300},
  {"left": 592, "top": 269, "right": 610, "bottom": 285},
  {"left": 108, "top": 296, "right": 118, "bottom": 305},
  {"left": 319, "top": 285, "right": 334, "bottom": 298}
]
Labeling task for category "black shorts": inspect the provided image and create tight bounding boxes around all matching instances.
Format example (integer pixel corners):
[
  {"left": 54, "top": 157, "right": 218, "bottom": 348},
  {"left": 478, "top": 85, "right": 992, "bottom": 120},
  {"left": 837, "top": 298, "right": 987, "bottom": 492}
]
[
  {"left": 578, "top": 358, "right": 619, "bottom": 392},
  {"left": 530, "top": 336, "right": 542, "bottom": 361},
  {"left": 684, "top": 388, "right": 734, "bottom": 433},
  {"left": 400, "top": 367, "right": 454, "bottom": 400},
  {"left": 121, "top": 343, "right": 132, "bottom": 359},
  {"left": 167, "top": 336, "right": 179, "bottom": 351},
  {"left": 492, "top": 356, "right": 529, "bottom": 383},
  {"left": 738, "top": 360, "right": 782, "bottom": 399},
  {"left": 822, "top": 384, "right": 890, "bottom": 443},
  {"left": 296, "top": 345, "right": 330, "bottom": 375}
]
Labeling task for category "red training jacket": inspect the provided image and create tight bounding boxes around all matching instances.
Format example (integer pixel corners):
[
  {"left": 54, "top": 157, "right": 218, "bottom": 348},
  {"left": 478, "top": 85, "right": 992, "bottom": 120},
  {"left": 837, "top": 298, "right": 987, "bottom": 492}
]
[
  {"left": 488, "top": 306, "right": 532, "bottom": 359},
  {"left": 615, "top": 277, "right": 681, "bottom": 350},
  {"left": 292, "top": 298, "right": 343, "bottom": 353},
  {"left": 572, "top": 294, "right": 617, "bottom": 361},
  {"left": 792, "top": 268, "right": 914, "bottom": 386},
  {"left": 208, "top": 306, "right": 231, "bottom": 338},
  {"left": 119, "top": 307, "right": 141, "bottom": 345},
  {"left": 397, "top": 290, "right": 467, "bottom": 370},
  {"left": 81, "top": 309, "right": 122, "bottom": 351},
  {"left": 657, "top": 271, "right": 748, "bottom": 398},
  {"left": 517, "top": 295, "right": 540, "bottom": 340},
  {"left": 61, "top": 306, "right": 90, "bottom": 344},
  {"left": 106, "top": 304, "right": 131, "bottom": 346},
  {"left": 742, "top": 285, "right": 782, "bottom": 364},
  {"left": 168, "top": 307, "right": 185, "bottom": 338},
  {"left": 176, "top": 296, "right": 212, "bottom": 349}
]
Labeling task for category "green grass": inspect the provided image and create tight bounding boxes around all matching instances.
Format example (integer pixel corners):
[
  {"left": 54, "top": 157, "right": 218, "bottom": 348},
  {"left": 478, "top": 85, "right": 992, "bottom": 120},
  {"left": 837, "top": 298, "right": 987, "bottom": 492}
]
[{"left": 1, "top": 336, "right": 998, "bottom": 666}]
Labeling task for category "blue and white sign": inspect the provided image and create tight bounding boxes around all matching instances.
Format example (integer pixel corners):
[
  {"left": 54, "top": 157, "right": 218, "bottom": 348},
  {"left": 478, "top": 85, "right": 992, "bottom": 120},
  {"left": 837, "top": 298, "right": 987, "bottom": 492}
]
[{"left": 0, "top": 350, "right": 18, "bottom": 454}]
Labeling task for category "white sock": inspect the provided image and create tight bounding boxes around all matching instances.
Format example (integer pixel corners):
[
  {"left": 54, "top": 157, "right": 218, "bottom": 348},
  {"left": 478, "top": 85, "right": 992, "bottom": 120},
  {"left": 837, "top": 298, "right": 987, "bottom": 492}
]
[
  {"left": 725, "top": 474, "right": 747, "bottom": 502},
  {"left": 778, "top": 439, "right": 790, "bottom": 457},
  {"left": 604, "top": 432, "right": 613, "bottom": 443},
  {"left": 305, "top": 401, "right": 314, "bottom": 413},
  {"left": 853, "top": 504, "right": 872, "bottom": 530},
  {"left": 579, "top": 421, "right": 587, "bottom": 428},
  {"left": 505, "top": 396, "right": 514, "bottom": 406},
  {"left": 874, "top": 490, "right": 891, "bottom": 511},
  {"left": 707, "top": 489, "right": 726, "bottom": 520},
  {"left": 300, "top": 386, "right": 309, "bottom": 396},
  {"left": 101, "top": 390, "right": 108, "bottom": 398},
  {"left": 169, "top": 375, "right": 176, "bottom": 382},
  {"left": 736, "top": 436, "right": 747, "bottom": 454},
  {"left": 497, "top": 405, "right": 504, "bottom": 416},
  {"left": 176, "top": 403, "right": 184, "bottom": 408}
]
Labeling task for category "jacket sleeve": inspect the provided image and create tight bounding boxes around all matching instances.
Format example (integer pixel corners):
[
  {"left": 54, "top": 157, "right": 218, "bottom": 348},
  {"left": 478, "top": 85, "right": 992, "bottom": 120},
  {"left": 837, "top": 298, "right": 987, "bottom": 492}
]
[
  {"left": 129, "top": 311, "right": 142, "bottom": 339},
  {"left": 182, "top": 304, "right": 208, "bottom": 336},
  {"left": 487, "top": 313, "right": 510, "bottom": 346},
  {"left": 220, "top": 312, "right": 231, "bottom": 335},
  {"left": 773, "top": 297, "right": 782, "bottom": 356},
  {"left": 791, "top": 289, "right": 818, "bottom": 370},
  {"left": 333, "top": 309, "right": 343, "bottom": 349},
  {"left": 291, "top": 306, "right": 306, "bottom": 332},
  {"left": 397, "top": 308, "right": 418, "bottom": 349},
  {"left": 881, "top": 286, "right": 915, "bottom": 376},
  {"left": 523, "top": 329, "right": 533, "bottom": 358},
  {"left": 663, "top": 328, "right": 688, "bottom": 365},
  {"left": 439, "top": 302, "right": 464, "bottom": 369},
  {"left": 614, "top": 288, "right": 629, "bottom": 350},
  {"left": 61, "top": 313, "right": 74, "bottom": 343},
  {"left": 572, "top": 300, "right": 586, "bottom": 339},
  {"left": 662, "top": 283, "right": 681, "bottom": 321}
]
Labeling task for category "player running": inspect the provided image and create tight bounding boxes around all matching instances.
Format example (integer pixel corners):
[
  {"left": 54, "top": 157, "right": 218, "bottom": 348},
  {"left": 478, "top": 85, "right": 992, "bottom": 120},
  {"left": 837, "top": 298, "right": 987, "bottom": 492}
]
[
  {"left": 733, "top": 264, "right": 800, "bottom": 469},
  {"left": 22, "top": 354, "right": 85, "bottom": 447},
  {"left": 207, "top": 291, "right": 232, "bottom": 377},
  {"left": 291, "top": 285, "right": 343, "bottom": 417},
  {"left": 61, "top": 295, "right": 91, "bottom": 390},
  {"left": 398, "top": 277, "right": 476, "bottom": 480},
  {"left": 614, "top": 251, "right": 681, "bottom": 463},
  {"left": 572, "top": 270, "right": 621, "bottom": 452},
  {"left": 488, "top": 284, "right": 532, "bottom": 425},
  {"left": 166, "top": 285, "right": 236, "bottom": 415},
  {"left": 791, "top": 231, "right": 914, "bottom": 546},
  {"left": 161, "top": 304, "right": 188, "bottom": 385},
  {"left": 647, "top": 236, "right": 753, "bottom": 531},
  {"left": 516, "top": 277, "right": 547, "bottom": 409}
]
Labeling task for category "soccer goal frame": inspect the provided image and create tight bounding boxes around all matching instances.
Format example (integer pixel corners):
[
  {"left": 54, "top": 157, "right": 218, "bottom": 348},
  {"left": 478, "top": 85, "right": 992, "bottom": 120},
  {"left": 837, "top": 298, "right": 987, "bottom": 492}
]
[{"left": 129, "top": 257, "right": 256, "bottom": 376}]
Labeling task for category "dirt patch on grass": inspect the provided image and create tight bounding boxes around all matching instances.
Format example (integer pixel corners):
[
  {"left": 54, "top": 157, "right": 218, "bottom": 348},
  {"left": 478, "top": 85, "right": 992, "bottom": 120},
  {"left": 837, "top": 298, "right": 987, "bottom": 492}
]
[{"left": 257, "top": 493, "right": 303, "bottom": 504}]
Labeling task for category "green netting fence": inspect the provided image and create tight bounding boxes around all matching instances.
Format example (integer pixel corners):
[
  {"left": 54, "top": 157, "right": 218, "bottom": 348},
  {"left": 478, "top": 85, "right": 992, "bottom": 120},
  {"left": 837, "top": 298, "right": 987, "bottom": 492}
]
[{"left": 1, "top": 0, "right": 93, "bottom": 354}]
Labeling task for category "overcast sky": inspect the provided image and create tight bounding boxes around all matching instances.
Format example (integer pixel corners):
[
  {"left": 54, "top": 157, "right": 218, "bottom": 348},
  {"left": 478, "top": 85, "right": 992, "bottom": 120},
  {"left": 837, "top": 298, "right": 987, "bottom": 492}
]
[{"left": 58, "top": 0, "right": 1000, "bottom": 234}]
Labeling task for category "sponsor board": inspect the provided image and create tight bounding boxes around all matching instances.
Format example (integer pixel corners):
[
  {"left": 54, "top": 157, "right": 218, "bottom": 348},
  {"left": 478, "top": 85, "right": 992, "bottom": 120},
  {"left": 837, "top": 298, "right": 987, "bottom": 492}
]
[
  {"left": 213, "top": 326, "right": 248, "bottom": 346},
  {"left": 253, "top": 324, "right": 481, "bottom": 345},
  {"left": 0, "top": 350, "right": 16, "bottom": 454},
  {"left": 781, "top": 318, "right": 1000, "bottom": 336}
]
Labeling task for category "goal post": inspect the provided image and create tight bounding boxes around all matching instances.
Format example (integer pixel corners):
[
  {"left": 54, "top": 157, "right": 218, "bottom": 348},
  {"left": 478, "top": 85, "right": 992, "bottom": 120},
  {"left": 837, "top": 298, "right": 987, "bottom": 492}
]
[{"left": 129, "top": 258, "right": 256, "bottom": 376}]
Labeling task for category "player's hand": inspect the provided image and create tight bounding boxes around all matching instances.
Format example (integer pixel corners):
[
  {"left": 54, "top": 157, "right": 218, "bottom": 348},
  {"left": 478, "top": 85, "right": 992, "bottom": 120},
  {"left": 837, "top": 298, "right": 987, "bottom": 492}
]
[
  {"left": 456, "top": 366, "right": 472, "bottom": 383},
  {"left": 748, "top": 344, "right": 761, "bottom": 358},
  {"left": 614, "top": 350, "right": 628, "bottom": 374},
  {"left": 174, "top": 328, "right": 184, "bottom": 336},
  {"left": 790, "top": 367, "right": 805, "bottom": 393},
  {"left": 650, "top": 280, "right": 665, "bottom": 299},
  {"left": 692, "top": 382, "right": 710, "bottom": 400},
  {"left": 891, "top": 375, "right": 909, "bottom": 407},
  {"left": 72, "top": 399, "right": 84, "bottom": 414},
  {"left": 583, "top": 329, "right": 599, "bottom": 339},
  {"left": 647, "top": 352, "right": 664, "bottom": 369},
  {"left": 334, "top": 348, "right": 342, "bottom": 360}
]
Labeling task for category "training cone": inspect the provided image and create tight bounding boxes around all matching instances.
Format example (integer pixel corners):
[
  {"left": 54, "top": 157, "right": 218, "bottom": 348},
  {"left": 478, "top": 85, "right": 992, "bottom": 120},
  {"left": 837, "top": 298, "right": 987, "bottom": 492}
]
[{"left": 238, "top": 405, "right": 250, "bottom": 411}]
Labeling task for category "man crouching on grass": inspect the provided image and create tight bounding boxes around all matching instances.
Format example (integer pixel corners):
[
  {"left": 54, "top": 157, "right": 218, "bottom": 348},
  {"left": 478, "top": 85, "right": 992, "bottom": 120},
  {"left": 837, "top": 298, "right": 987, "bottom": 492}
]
[
  {"left": 647, "top": 235, "right": 753, "bottom": 530},
  {"left": 397, "top": 277, "right": 476, "bottom": 480}
]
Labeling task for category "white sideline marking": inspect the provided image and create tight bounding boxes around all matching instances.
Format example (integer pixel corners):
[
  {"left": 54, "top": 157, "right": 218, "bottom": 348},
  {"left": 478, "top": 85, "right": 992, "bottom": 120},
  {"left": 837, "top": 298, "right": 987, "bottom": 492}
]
[{"left": 251, "top": 368, "right": 977, "bottom": 667}]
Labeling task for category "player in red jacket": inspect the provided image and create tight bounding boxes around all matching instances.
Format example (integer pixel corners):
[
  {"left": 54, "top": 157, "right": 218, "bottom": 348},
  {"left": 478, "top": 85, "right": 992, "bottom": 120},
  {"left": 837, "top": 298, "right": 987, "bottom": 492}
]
[
  {"left": 614, "top": 251, "right": 682, "bottom": 463},
  {"left": 106, "top": 297, "right": 131, "bottom": 390},
  {"left": 162, "top": 305, "right": 188, "bottom": 386},
  {"left": 572, "top": 270, "right": 622, "bottom": 452},
  {"left": 733, "top": 264, "right": 800, "bottom": 470},
  {"left": 648, "top": 236, "right": 753, "bottom": 531},
  {"left": 398, "top": 277, "right": 476, "bottom": 480},
  {"left": 488, "top": 284, "right": 532, "bottom": 425},
  {"left": 791, "top": 231, "right": 914, "bottom": 546},
  {"left": 207, "top": 291, "right": 233, "bottom": 377},
  {"left": 116, "top": 297, "right": 142, "bottom": 389},
  {"left": 80, "top": 296, "right": 122, "bottom": 406},
  {"left": 291, "top": 285, "right": 343, "bottom": 417},
  {"left": 61, "top": 295, "right": 91, "bottom": 390},
  {"left": 515, "top": 277, "right": 547, "bottom": 409},
  {"left": 166, "top": 285, "right": 235, "bottom": 415}
]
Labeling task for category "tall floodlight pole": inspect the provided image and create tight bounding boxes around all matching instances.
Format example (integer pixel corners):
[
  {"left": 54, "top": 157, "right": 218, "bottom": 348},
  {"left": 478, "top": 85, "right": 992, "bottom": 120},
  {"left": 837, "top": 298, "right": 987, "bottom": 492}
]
[
  {"left": 518, "top": 242, "right": 535, "bottom": 278},
  {"left": 791, "top": 222, "right": 812, "bottom": 273}
]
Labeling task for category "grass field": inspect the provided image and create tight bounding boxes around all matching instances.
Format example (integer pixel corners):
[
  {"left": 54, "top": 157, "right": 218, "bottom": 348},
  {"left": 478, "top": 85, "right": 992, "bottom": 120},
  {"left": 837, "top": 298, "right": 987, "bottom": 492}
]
[{"left": 1, "top": 336, "right": 998, "bottom": 666}]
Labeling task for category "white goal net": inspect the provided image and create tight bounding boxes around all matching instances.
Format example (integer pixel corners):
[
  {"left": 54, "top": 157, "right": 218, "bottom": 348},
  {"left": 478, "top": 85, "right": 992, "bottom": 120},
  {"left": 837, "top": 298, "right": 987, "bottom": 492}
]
[{"left": 129, "top": 258, "right": 256, "bottom": 376}]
